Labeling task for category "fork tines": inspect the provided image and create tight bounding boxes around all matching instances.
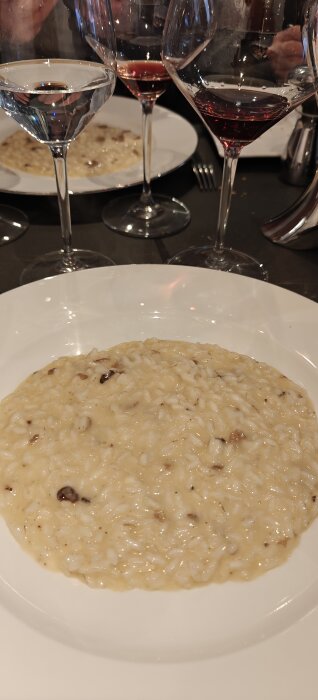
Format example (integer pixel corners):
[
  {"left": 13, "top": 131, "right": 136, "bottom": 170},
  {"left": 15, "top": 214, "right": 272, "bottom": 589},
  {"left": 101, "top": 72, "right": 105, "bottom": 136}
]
[{"left": 192, "top": 158, "right": 217, "bottom": 191}]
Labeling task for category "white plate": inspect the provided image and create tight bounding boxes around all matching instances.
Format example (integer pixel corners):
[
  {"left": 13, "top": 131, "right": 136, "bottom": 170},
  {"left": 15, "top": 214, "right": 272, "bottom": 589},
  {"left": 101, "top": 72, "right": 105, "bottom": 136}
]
[
  {"left": 0, "top": 96, "right": 198, "bottom": 195},
  {"left": 1, "top": 264, "right": 318, "bottom": 700},
  {"left": 212, "top": 110, "right": 299, "bottom": 158}
]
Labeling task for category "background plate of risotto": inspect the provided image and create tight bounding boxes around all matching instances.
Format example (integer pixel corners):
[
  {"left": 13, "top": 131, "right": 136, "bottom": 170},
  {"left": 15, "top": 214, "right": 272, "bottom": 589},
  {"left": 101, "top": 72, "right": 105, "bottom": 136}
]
[
  {"left": 0, "top": 264, "right": 318, "bottom": 700},
  {"left": 0, "top": 96, "right": 198, "bottom": 196}
]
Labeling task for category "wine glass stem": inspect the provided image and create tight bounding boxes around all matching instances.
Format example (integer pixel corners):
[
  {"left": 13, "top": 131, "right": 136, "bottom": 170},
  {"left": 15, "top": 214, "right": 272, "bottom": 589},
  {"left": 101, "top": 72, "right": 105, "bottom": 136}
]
[
  {"left": 50, "top": 145, "right": 73, "bottom": 257},
  {"left": 140, "top": 99, "right": 155, "bottom": 207},
  {"left": 215, "top": 147, "right": 239, "bottom": 254}
]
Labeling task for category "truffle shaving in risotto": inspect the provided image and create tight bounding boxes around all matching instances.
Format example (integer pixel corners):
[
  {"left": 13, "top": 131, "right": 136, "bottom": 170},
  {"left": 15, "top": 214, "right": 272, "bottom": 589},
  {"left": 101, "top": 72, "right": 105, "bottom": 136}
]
[{"left": 0, "top": 338, "right": 318, "bottom": 590}]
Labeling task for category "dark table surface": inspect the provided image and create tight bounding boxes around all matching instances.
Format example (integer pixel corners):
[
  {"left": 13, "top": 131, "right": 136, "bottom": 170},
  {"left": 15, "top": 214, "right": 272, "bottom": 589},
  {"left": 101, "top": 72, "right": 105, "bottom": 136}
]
[{"left": 1, "top": 84, "right": 318, "bottom": 302}]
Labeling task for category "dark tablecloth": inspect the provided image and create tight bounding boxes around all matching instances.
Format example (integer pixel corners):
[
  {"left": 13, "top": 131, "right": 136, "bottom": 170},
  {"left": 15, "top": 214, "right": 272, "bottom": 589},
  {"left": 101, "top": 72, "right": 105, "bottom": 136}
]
[{"left": 1, "top": 83, "right": 318, "bottom": 302}]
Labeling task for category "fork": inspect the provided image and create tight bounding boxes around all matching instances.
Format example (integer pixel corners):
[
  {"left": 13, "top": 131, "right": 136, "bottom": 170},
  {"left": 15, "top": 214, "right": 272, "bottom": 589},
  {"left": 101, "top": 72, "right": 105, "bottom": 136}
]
[{"left": 192, "top": 157, "right": 217, "bottom": 191}]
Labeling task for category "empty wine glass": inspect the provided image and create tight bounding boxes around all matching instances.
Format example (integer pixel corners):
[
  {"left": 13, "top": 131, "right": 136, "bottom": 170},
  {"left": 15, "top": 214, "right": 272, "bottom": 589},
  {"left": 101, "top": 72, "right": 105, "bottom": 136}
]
[
  {"left": 102, "top": 0, "right": 190, "bottom": 239},
  {"left": 162, "top": 0, "right": 318, "bottom": 278},
  {"left": 0, "top": 0, "right": 116, "bottom": 284},
  {"left": 0, "top": 204, "right": 28, "bottom": 245}
]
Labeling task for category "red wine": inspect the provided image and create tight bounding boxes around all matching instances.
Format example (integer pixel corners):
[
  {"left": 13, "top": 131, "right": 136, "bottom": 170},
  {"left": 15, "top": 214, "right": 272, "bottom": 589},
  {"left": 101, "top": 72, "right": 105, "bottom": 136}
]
[
  {"left": 192, "top": 87, "right": 289, "bottom": 147},
  {"left": 118, "top": 60, "right": 170, "bottom": 101},
  {"left": 0, "top": 60, "right": 116, "bottom": 145}
]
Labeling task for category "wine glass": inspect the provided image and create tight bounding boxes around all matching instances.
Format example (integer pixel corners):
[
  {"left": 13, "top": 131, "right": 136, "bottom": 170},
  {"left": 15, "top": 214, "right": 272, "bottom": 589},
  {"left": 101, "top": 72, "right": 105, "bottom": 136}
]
[
  {"left": 0, "top": 204, "right": 28, "bottom": 245},
  {"left": 102, "top": 0, "right": 190, "bottom": 239},
  {"left": 162, "top": 0, "right": 318, "bottom": 278},
  {"left": 0, "top": 0, "right": 117, "bottom": 284}
]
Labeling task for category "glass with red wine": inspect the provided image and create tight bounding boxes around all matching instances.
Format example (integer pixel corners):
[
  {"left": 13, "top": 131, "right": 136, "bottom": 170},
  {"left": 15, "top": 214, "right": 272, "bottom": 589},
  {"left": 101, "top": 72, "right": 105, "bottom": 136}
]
[
  {"left": 102, "top": 0, "right": 190, "bottom": 238},
  {"left": 162, "top": 0, "right": 318, "bottom": 278}
]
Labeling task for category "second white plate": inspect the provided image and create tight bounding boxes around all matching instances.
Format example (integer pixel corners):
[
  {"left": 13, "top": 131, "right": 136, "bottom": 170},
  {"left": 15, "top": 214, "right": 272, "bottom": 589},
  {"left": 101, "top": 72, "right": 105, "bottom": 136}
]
[{"left": 0, "top": 96, "right": 198, "bottom": 195}]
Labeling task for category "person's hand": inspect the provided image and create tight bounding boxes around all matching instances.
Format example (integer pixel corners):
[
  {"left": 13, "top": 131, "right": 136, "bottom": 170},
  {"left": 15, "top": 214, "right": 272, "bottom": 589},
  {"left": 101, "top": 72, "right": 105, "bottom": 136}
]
[
  {"left": 267, "top": 25, "right": 304, "bottom": 80},
  {"left": 0, "top": 0, "right": 58, "bottom": 44}
]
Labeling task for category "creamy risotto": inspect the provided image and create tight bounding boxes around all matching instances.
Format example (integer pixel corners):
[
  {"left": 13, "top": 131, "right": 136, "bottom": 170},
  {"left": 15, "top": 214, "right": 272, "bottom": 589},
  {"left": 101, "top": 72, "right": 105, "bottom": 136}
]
[
  {"left": 0, "top": 338, "right": 318, "bottom": 590},
  {"left": 0, "top": 123, "right": 142, "bottom": 178}
]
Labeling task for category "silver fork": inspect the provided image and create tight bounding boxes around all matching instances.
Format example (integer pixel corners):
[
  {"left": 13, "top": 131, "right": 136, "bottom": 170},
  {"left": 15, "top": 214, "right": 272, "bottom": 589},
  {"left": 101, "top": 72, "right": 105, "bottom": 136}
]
[{"left": 192, "top": 158, "right": 217, "bottom": 191}]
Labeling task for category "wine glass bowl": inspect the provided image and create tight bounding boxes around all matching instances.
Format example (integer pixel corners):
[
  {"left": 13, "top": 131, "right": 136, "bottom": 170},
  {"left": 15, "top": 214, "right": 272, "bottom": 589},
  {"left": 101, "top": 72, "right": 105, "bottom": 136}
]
[
  {"left": 0, "top": 204, "right": 28, "bottom": 245},
  {"left": 162, "top": 0, "right": 318, "bottom": 278},
  {"left": 102, "top": 0, "right": 190, "bottom": 239},
  {"left": 0, "top": 0, "right": 116, "bottom": 283}
]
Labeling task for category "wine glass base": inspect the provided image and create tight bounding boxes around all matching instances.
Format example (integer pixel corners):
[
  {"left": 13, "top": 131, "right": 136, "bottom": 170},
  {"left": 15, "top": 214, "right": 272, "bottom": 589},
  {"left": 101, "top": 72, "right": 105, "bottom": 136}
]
[
  {"left": 168, "top": 245, "right": 268, "bottom": 281},
  {"left": 20, "top": 248, "right": 115, "bottom": 286},
  {"left": 102, "top": 193, "right": 190, "bottom": 239},
  {"left": 0, "top": 205, "right": 29, "bottom": 245}
]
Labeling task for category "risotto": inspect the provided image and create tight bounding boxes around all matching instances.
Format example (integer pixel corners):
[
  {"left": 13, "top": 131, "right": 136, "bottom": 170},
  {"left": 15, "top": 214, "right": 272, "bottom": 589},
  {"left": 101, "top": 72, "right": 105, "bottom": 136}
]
[
  {"left": 0, "top": 338, "right": 318, "bottom": 590},
  {"left": 0, "top": 123, "right": 142, "bottom": 178}
]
